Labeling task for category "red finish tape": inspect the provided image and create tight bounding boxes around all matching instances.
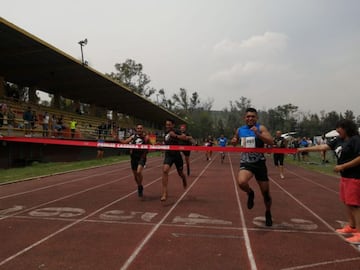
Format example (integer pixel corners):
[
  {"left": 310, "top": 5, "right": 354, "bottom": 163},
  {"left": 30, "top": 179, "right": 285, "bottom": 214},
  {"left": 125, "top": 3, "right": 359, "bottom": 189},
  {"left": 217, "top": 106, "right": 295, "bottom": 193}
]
[{"left": 0, "top": 136, "right": 298, "bottom": 154}]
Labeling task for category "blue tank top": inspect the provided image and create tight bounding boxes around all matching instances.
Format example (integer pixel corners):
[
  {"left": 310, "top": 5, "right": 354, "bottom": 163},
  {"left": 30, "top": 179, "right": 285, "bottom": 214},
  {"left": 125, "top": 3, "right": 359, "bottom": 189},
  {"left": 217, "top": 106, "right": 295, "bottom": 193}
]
[{"left": 238, "top": 123, "right": 265, "bottom": 163}]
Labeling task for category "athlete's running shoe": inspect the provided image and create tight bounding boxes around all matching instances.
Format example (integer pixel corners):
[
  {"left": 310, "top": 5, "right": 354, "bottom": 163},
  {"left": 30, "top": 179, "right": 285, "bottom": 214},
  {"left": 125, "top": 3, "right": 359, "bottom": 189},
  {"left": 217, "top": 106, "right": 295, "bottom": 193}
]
[
  {"left": 247, "top": 189, "right": 255, "bottom": 209},
  {"left": 346, "top": 233, "right": 360, "bottom": 244},
  {"left": 137, "top": 185, "right": 143, "bottom": 197},
  {"left": 265, "top": 210, "right": 273, "bottom": 227},
  {"left": 336, "top": 225, "right": 358, "bottom": 234}
]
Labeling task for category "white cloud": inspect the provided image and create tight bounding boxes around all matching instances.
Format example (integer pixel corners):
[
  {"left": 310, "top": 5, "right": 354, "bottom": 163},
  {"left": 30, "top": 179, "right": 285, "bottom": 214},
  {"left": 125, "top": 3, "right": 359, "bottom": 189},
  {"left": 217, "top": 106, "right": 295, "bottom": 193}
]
[
  {"left": 210, "top": 61, "right": 294, "bottom": 83},
  {"left": 213, "top": 32, "right": 288, "bottom": 56},
  {"left": 209, "top": 31, "right": 294, "bottom": 90}
]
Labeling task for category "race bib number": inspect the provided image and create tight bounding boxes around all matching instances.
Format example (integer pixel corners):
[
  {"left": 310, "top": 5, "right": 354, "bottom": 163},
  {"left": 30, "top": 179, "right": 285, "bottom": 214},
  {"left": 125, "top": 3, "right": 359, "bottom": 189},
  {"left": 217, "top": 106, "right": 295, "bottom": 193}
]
[{"left": 241, "top": 137, "right": 256, "bottom": 148}]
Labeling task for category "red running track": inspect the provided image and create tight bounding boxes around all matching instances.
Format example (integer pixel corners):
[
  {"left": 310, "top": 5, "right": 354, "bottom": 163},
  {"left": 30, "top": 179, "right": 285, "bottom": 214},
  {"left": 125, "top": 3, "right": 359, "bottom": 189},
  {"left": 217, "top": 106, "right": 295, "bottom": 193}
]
[{"left": 0, "top": 152, "right": 359, "bottom": 270}]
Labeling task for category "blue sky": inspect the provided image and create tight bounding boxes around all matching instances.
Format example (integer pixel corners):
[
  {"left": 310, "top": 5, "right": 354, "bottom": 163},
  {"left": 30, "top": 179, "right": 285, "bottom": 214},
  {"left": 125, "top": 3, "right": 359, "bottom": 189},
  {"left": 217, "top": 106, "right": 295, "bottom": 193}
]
[{"left": 2, "top": 0, "right": 360, "bottom": 115}]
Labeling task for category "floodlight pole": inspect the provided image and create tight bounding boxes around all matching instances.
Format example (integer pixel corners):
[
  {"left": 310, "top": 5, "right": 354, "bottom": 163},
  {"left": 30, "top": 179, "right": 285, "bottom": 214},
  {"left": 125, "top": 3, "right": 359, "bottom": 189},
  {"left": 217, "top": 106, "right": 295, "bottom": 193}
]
[{"left": 78, "top": 39, "right": 88, "bottom": 65}]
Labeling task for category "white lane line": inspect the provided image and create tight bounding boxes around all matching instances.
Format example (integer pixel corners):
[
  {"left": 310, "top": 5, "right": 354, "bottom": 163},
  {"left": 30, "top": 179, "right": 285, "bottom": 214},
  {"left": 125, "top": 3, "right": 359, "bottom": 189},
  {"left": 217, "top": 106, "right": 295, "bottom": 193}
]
[
  {"left": 8, "top": 215, "right": 338, "bottom": 237},
  {"left": 0, "top": 165, "right": 128, "bottom": 200},
  {"left": 172, "top": 232, "right": 243, "bottom": 239},
  {"left": 0, "top": 176, "right": 160, "bottom": 267},
  {"left": 0, "top": 155, "right": 202, "bottom": 267},
  {"left": 270, "top": 177, "right": 337, "bottom": 232},
  {"left": 280, "top": 257, "right": 360, "bottom": 270},
  {"left": 0, "top": 171, "right": 135, "bottom": 221},
  {"left": 229, "top": 154, "right": 258, "bottom": 270},
  {"left": 0, "top": 156, "right": 198, "bottom": 266},
  {"left": 0, "top": 157, "right": 164, "bottom": 220},
  {"left": 0, "top": 157, "right": 163, "bottom": 200},
  {"left": 284, "top": 168, "right": 338, "bottom": 194},
  {"left": 270, "top": 176, "right": 360, "bottom": 253},
  {"left": 119, "top": 158, "right": 214, "bottom": 270}
]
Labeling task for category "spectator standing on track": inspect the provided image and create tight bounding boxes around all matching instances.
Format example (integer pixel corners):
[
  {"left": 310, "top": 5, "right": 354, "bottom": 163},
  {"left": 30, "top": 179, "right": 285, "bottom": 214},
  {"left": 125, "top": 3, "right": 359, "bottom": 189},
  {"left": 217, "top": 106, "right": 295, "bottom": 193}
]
[
  {"left": 299, "top": 137, "right": 309, "bottom": 162},
  {"left": 298, "top": 119, "right": 360, "bottom": 244},
  {"left": 179, "top": 124, "right": 195, "bottom": 176},
  {"left": 161, "top": 119, "right": 189, "bottom": 201},
  {"left": 96, "top": 136, "right": 105, "bottom": 160},
  {"left": 318, "top": 134, "right": 328, "bottom": 164},
  {"left": 231, "top": 107, "right": 274, "bottom": 226},
  {"left": 273, "top": 130, "right": 287, "bottom": 179},
  {"left": 217, "top": 134, "right": 228, "bottom": 163},
  {"left": 119, "top": 124, "right": 149, "bottom": 198}
]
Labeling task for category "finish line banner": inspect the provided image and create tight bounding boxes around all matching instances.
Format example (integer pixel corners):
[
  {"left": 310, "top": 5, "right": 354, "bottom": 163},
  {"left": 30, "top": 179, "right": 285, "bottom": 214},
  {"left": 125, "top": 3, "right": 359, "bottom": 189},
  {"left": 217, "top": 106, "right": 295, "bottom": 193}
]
[{"left": 0, "top": 136, "right": 297, "bottom": 154}]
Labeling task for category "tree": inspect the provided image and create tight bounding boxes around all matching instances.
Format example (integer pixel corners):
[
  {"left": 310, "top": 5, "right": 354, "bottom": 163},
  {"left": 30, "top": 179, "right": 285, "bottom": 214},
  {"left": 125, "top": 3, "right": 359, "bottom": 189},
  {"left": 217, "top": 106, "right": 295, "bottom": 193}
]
[
  {"left": 106, "top": 59, "right": 155, "bottom": 98},
  {"left": 266, "top": 104, "right": 298, "bottom": 133},
  {"left": 322, "top": 111, "right": 341, "bottom": 133},
  {"left": 344, "top": 110, "right": 355, "bottom": 121},
  {"left": 172, "top": 88, "right": 190, "bottom": 112}
]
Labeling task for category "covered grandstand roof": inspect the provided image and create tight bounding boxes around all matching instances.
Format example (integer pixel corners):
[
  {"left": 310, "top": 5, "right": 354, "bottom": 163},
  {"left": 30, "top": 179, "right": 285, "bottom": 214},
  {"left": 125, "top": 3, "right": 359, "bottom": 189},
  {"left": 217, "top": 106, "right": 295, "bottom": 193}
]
[{"left": 0, "top": 17, "right": 184, "bottom": 125}]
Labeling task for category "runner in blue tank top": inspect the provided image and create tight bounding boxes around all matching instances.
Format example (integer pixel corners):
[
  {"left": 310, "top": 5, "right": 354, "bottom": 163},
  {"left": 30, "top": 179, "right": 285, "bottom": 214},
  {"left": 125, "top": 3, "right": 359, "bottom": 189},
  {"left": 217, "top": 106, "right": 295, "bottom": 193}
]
[
  {"left": 217, "top": 134, "right": 228, "bottom": 163},
  {"left": 231, "top": 108, "right": 274, "bottom": 226}
]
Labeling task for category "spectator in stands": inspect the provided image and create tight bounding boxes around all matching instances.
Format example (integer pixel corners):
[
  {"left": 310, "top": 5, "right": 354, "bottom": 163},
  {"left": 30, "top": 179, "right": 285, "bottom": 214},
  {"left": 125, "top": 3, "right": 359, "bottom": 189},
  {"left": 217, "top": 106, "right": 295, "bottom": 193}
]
[
  {"left": 31, "top": 110, "right": 38, "bottom": 130},
  {"left": 75, "top": 100, "right": 82, "bottom": 115},
  {"left": 23, "top": 106, "right": 32, "bottom": 136},
  {"left": 69, "top": 118, "right": 77, "bottom": 138},
  {"left": 51, "top": 114, "right": 57, "bottom": 137},
  {"left": 0, "top": 104, "right": 3, "bottom": 128},
  {"left": 42, "top": 111, "right": 50, "bottom": 137},
  {"left": 98, "top": 122, "right": 107, "bottom": 138},
  {"left": 56, "top": 115, "right": 64, "bottom": 137},
  {"left": 106, "top": 120, "right": 112, "bottom": 136},
  {"left": 7, "top": 107, "right": 16, "bottom": 136}
]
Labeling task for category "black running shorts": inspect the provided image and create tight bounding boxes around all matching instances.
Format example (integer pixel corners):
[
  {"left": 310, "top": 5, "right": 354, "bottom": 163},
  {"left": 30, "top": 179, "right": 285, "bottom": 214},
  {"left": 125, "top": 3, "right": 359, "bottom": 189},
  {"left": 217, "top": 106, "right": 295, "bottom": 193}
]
[
  {"left": 164, "top": 152, "right": 184, "bottom": 171},
  {"left": 131, "top": 156, "right": 146, "bottom": 171},
  {"left": 273, "top": 153, "right": 284, "bottom": 166},
  {"left": 240, "top": 160, "right": 269, "bottom": 181}
]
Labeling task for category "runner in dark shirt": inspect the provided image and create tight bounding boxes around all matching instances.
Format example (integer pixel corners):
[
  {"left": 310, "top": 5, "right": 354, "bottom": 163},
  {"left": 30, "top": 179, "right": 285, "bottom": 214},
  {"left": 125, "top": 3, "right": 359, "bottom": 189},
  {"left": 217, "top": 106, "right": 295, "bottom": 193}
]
[
  {"left": 179, "top": 124, "right": 195, "bottom": 176},
  {"left": 161, "top": 119, "right": 191, "bottom": 201},
  {"left": 120, "top": 124, "right": 149, "bottom": 197},
  {"left": 273, "top": 130, "right": 287, "bottom": 179}
]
